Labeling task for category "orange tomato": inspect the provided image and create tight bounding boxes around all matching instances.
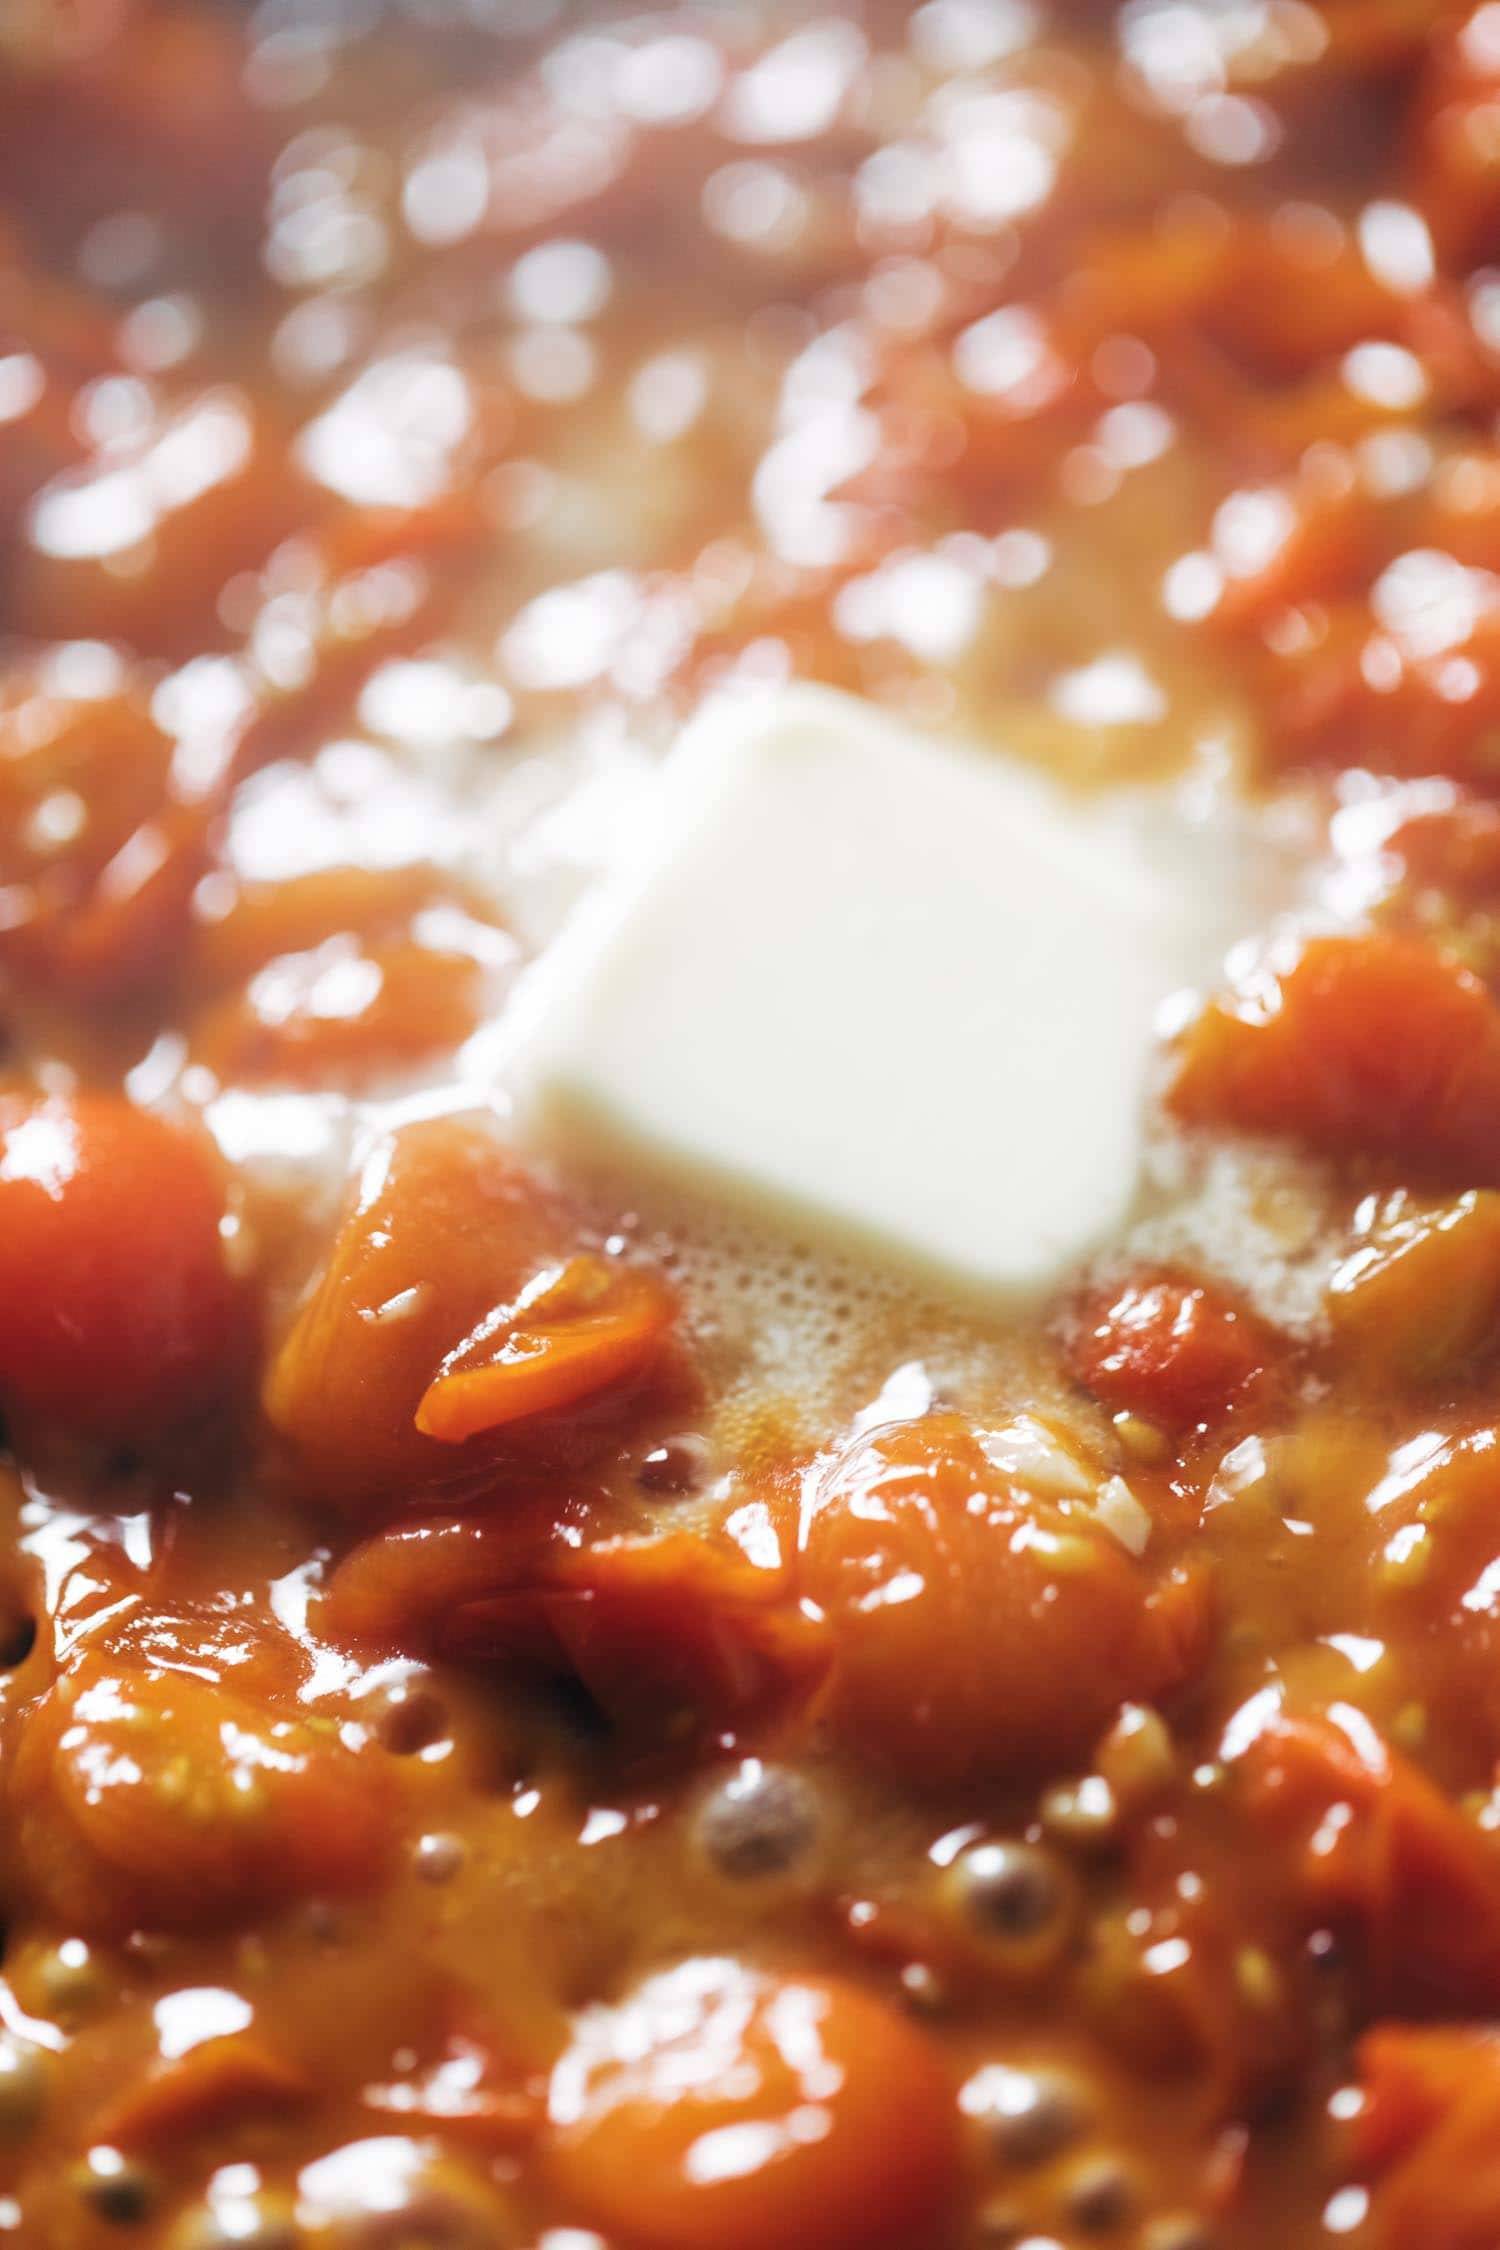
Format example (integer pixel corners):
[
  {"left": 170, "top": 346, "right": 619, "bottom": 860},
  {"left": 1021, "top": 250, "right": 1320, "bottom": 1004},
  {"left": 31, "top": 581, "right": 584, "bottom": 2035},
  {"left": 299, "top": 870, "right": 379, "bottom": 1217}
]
[
  {"left": 1170, "top": 932, "right": 1500, "bottom": 1179},
  {"left": 0, "top": 1091, "right": 239, "bottom": 1439},
  {"left": 267, "top": 1118, "right": 683, "bottom": 1501},
  {"left": 544, "top": 1523, "right": 822, "bottom": 1731},
  {"left": 546, "top": 1958, "right": 957, "bottom": 2250},
  {"left": 264, "top": 1115, "right": 568, "bottom": 1500},
  {"left": 11, "top": 1656, "right": 393, "bottom": 1933},
  {"left": 325, "top": 1502, "right": 819, "bottom": 1736},
  {"left": 793, "top": 1416, "right": 1204, "bottom": 1788},
  {"left": 1067, "top": 1270, "right": 1273, "bottom": 1431},
  {"left": 323, "top": 1506, "right": 589, "bottom": 1656},
  {"left": 186, "top": 863, "right": 514, "bottom": 1085},
  {"left": 1237, "top": 1706, "right": 1500, "bottom": 2012},
  {"left": 417, "top": 1254, "right": 678, "bottom": 1443}
]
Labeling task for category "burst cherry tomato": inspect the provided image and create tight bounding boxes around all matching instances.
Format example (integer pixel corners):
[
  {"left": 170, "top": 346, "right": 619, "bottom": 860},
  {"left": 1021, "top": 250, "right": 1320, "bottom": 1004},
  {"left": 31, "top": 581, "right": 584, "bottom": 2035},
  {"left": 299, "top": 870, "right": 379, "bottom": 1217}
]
[
  {"left": 11, "top": 1654, "right": 391, "bottom": 1933},
  {"left": 1171, "top": 933, "right": 1500, "bottom": 1179},
  {"left": 1067, "top": 1270, "right": 1271, "bottom": 1430},
  {"left": 794, "top": 1416, "right": 1206, "bottom": 1788}
]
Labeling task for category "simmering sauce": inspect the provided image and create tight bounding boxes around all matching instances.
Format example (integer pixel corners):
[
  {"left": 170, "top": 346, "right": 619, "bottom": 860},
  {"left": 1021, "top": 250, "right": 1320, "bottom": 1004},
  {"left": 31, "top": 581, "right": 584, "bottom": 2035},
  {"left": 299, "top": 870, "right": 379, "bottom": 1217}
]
[{"left": 5, "top": 4, "right": 1500, "bottom": 2246}]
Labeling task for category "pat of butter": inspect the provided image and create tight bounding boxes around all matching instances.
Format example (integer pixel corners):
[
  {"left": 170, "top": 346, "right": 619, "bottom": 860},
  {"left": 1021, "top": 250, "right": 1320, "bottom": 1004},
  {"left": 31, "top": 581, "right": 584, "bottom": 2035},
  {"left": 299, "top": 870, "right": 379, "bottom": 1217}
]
[{"left": 512, "top": 685, "right": 1231, "bottom": 1304}]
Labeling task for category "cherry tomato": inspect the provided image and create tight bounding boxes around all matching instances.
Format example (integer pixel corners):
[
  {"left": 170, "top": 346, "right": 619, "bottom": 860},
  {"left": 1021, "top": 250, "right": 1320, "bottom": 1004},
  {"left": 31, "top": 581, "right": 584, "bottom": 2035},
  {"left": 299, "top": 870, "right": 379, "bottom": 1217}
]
[
  {"left": 547, "top": 1957, "right": 957, "bottom": 2250},
  {"left": 1354, "top": 2025, "right": 1500, "bottom": 2250},
  {"left": 267, "top": 1116, "right": 682, "bottom": 1502},
  {"left": 1067, "top": 1270, "right": 1272, "bottom": 1431},
  {"left": 795, "top": 1416, "right": 1205, "bottom": 1787},
  {"left": 1237, "top": 1705, "right": 1500, "bottom": 2013},
  {"left": 1171, "top": 932, "right": 1500, "bottom": 1179},
  {"left": 11, "top": 1655, "right": 392, "bottom": 1933},
  {"left": 263, "top": 1115, "right": 569, "bottom": 1500},
  {"left": 0, "top": 1091, "right": 238, "bottom": 1439},
  {"left": 324, "top": 1502, "right": 819, "bottom": 1740}
]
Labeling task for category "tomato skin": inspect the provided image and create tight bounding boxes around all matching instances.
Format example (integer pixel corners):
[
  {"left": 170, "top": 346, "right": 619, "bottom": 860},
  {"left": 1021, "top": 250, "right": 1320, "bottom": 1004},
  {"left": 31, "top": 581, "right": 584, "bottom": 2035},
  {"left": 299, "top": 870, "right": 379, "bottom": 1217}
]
[
  {"left": 1170, "top": 932, "right": 1500, "bottom": 1179},
  {"left": 323, "top": 1507, "right": 588, "bottom": 1656},
  {"left": 546, "top": 1957, "right": 957, "bottom": 2250},
  {"left": 416, "top": 1256, "right": 678, "bottom": 1443},
  {"left": 1237, "top": 1706, "right": 1500, "bottom": 2013},
  {"left": 267, "top": 1117, "right": 685, "bottom": 1503},
  {"left": 1325, "top": 1187, "right": 1500, "bottom": 1384},
  {"left": 264, "top": 1116, "right": 567, "bottom": 1500},
  {"left": 1354, "top": 2026, "right": 1500, "bottom": 2250},
  {"left": 0, "top": 1092, "right": 238, "bottom": 1439},
  {"left": 324, "top": 1504, "right": 821, "bottom": 1739},
  {"left": 10, "top": 1655, "right": 392, "bottom": 1934},
  {"left": 795, "top": 1417, "right": 1201, "bottom": 1788},
  {"left": 1067, "top": 1271, "right": 1270, "bottom": 1431}
]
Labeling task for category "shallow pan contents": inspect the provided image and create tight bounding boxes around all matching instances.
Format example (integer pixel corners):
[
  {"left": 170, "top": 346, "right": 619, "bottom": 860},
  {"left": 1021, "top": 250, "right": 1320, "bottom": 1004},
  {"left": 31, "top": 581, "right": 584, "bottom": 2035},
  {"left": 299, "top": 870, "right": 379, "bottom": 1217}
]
[{"left": 1, "top": 5, "right": 1499, "bottom": 2248}]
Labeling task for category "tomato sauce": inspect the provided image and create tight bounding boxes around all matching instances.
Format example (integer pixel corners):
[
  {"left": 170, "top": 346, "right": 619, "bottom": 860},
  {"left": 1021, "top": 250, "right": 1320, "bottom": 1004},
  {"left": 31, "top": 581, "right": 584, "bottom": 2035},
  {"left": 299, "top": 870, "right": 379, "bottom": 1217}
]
[{"left": 4, "top": 3, "right": 1500, "bottom": 2245}]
